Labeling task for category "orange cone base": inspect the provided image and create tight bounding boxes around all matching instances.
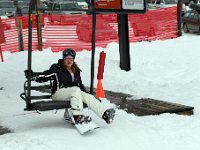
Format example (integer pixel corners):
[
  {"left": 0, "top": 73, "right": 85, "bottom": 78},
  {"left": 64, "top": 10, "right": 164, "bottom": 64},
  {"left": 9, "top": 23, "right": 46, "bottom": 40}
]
[{"left": 96, "top": 79, "right": 105, "bottom": 99}]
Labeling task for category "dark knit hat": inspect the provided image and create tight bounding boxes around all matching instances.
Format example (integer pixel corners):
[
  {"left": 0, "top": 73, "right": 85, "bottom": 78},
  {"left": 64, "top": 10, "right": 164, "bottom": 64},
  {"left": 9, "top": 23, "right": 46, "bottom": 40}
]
[{"left": 63, "top": 48, "right": 76, "bottom": 59}]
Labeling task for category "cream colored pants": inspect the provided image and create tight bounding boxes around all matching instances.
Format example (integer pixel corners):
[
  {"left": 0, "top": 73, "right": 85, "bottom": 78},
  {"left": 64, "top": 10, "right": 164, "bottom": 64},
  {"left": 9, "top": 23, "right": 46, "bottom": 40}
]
[{"left": 52, "top": 87, "right": 107, "bottom": 117}]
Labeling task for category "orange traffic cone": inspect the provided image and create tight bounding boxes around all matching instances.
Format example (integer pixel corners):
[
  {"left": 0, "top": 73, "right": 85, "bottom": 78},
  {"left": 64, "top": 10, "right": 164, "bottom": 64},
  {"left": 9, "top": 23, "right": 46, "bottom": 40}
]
[{"left": 96, "top": 79, "right": 105, "bottom": 99}]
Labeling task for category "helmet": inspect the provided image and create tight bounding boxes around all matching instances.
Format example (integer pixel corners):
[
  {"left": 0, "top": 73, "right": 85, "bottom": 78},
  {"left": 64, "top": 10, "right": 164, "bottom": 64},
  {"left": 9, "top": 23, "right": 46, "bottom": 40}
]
[{"left": 63, "top": 48, "right": 76, "bottom": 59}]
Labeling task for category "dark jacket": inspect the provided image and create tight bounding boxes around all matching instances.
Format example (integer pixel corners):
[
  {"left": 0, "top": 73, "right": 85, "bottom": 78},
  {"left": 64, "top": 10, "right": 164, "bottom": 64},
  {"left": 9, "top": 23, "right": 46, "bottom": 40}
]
[{"left": 36, "top": 59, "right": 86, "bottom": 94}]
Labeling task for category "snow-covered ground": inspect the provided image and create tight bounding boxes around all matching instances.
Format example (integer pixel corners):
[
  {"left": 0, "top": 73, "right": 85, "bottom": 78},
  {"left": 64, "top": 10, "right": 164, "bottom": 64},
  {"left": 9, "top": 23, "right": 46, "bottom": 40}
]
[{"left": 0, "top": 33, "right": 200, "bottom": 150}]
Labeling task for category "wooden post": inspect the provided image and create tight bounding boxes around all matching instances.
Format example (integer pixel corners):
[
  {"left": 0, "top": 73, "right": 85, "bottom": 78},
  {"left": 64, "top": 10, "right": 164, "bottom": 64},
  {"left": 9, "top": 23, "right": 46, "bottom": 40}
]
[
  {"left": 16, "top": 6, "right": 24, "bottom": 51},
  {"left": 17, "top": 17, "right": 24, "bottom": 51},
  {"left": 36, "top": 0, "right": 43, "bottom": 51}
]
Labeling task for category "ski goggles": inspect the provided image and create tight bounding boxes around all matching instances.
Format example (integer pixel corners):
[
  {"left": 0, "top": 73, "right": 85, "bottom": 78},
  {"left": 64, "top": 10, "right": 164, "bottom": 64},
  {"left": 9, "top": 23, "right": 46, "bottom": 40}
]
[{"left": 63, "top": 48, "right": 76, "bottom": 59}]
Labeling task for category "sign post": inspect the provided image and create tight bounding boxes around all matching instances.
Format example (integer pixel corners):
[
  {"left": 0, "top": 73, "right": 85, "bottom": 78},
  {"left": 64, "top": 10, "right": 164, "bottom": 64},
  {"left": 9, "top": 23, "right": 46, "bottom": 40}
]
[{"left": 94, "top": 0, "right": 146, "bottom": 71}]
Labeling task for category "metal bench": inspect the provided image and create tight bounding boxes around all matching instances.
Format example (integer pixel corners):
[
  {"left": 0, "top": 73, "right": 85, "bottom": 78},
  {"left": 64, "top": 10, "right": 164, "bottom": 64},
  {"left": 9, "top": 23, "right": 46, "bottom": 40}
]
[{"left": 20, "top": 78, "right": 72, "bottom": 111}]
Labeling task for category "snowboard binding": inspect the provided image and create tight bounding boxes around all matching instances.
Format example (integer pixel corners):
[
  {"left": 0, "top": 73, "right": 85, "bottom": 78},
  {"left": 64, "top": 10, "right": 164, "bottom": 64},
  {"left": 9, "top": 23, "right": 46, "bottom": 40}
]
[
  {"left": 64, "top": 108, "right": 92, "bottom": 125},
  {"left": 102, "top": 108, "right": 116, "bottom": 124}
]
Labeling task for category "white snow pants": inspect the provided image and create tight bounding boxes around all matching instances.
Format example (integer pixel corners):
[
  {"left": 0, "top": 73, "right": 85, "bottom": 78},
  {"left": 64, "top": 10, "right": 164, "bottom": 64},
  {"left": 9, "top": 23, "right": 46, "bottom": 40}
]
[{"left": 52, "top": 87, "right": 107, "bottom": 117}]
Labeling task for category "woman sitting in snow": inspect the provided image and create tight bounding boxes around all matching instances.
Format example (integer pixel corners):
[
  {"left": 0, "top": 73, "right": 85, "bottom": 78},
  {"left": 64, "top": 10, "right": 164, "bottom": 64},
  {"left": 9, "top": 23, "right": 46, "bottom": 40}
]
[{"left": 28, "top": 48, "right": 115, "bottom": 125}]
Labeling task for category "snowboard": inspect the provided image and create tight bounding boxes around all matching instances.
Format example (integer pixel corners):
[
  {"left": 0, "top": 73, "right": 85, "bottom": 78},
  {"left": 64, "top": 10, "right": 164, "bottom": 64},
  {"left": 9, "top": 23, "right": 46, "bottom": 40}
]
[
  {"left": 74, "top": 121, "right": 100, "bottom": 135},
  {"left": 64, "top": 109, "right": 100, "bottom": 135}
]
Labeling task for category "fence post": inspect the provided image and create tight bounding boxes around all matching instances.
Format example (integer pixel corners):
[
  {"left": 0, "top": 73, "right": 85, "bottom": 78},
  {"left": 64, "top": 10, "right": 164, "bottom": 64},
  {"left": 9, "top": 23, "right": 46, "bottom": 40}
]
[
  {"left": 16, "top": 6, "right": 24, "bottom": 51},
  {"left": 36, "top": 0, "right": 43, "bottom": 51},
  {"left": 17, "top": 17, "right": 24, "bottom": 51}
]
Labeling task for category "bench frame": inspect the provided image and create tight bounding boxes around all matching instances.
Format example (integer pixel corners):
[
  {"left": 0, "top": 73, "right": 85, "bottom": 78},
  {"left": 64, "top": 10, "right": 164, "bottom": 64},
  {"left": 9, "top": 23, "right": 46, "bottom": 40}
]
[{"left": 20, "top": 79, "right": 71, "bottom": 111}]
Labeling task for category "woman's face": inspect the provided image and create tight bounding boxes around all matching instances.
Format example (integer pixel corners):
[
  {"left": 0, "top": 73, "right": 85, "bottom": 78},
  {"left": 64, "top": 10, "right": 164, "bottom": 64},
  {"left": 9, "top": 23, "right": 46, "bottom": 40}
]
[{"left": 64, "top": 55, "right": 74, "bottom": 68}]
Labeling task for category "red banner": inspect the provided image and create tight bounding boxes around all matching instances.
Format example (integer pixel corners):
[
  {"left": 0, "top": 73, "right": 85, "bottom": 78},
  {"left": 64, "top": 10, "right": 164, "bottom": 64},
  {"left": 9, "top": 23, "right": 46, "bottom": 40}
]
[{"left": 94, "top": 0, "right": 121, "bottom": 9}]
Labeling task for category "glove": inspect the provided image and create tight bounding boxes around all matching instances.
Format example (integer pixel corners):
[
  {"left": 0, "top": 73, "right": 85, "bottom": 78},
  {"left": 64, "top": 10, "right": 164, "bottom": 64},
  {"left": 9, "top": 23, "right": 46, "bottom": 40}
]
[
  {"left": 30, "top": 76, "right": 36, "bottom": 81},
  {"left": 35, "top": 77, "right": 43, "bottom": 83},
  {"left": 29, "top": 76, "right": 43, "bottom": 83},
  {"left": 24, "top": 69, "right": 37, "bottom": 79}
]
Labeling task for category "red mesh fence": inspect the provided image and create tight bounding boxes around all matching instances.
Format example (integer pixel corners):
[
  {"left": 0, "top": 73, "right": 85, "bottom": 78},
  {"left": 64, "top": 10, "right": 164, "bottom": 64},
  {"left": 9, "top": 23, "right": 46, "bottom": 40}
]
[{"left": 0, "top": 6, "right": 178, "bottom": 53}]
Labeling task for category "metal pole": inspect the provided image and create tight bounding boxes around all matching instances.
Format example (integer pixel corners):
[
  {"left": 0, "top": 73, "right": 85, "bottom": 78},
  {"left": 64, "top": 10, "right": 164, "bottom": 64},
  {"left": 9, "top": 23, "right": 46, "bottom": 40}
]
[
  {"left": 90, "top": 1, "right": 96, "bottom": 94},
  {"left": 177, "top": 0, "right": 182, "bottom": 37},
  {"left": 117, "top": 14, "right": 131, "bottom": 71},
  {"left": 27, "top": 0, "right": 34, "bottom": 108}
]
